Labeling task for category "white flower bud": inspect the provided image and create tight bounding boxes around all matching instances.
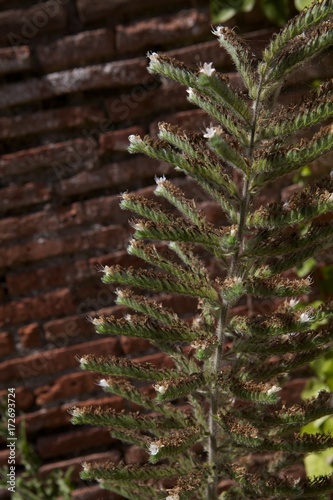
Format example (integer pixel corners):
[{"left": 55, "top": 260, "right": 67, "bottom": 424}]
[
  {"left": 199, "top": 62, "right": 215, "bottom": 77},
  {"left": 203, "top": 126, "right": 217, "bottom": 139},
  {"left": 149, "top": 443, "right": 160, "bottom": 456},
  {"left": 300, "top": 312, "right": 313, "bottom": 323},
  {"left": 128, "top": 134, "right": 143, "bottom": 145},
  {"left": 98, "top": 379, "right": 109, "bottom": 388},
  {"left": 267, "top": 385, "right": 281, "bottom": 396},
  {"left": 154, "top": 383, "right": 168, "bottom": 395}
]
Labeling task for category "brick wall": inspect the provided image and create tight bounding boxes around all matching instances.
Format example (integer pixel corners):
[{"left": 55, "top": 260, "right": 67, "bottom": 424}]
[{"left": 0, "top": 1, "right": 332, "bottom": 498}]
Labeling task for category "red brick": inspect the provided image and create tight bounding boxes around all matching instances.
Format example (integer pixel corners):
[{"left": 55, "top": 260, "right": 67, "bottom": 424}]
[
  {"left": 1, "top": 2, "right": 68, "bottom": 47},
  {"left": 0, "top": 332, "right": 14, "bottom": 356},
  {"left": 0, "top": 45, "right": 31, "bottom": 75},
  {"left": 99, "top": 126, "right": 145, "bottom": 156},
  {"left": 106, "top": 80, "right": 189, "bottom": 123},
  {"left": 23, "top": 395, "right": 124, "bottom": 433},
  {"left": 35, "top": 371, "right": 98, "bottom": 405},
  {"left": 18, "top": 323, "right": 42, "bottom": 349},
  {"left": 0, "top": 289, "right": 75, "bottom": 327},
  {"left": 6, "top": 260, "right": 87, "bottom": 296},
  {"left": 57, "top": 157, "right": 171, "bottom": 198},
  {"left": 76, "top": 0, "right": 195, "bottom": 23},
  {"left": 149, "top": 109, "right": 207, "bottom": 136},
  {"left": 120, "top": 337, "right": 151, "bottom": 355},
  {"left": 36, "top": 29, "right": 115, "bottom": 73},
  {"left": 0, "top": 225, "right": 129, "bottom": 268},
  {"left": 0, "top": 137, "right": 99, "bottom": 179},
  {"left": 116, "top": 9, "right": 210, "bottom": 54},
  {"left": 0, "top": 58, "right": 154, "bottom": 108},
  {"left": 36, "top": 427, "right": 116, "bottom": 459},
  {"left": 0, "top": 337, "right": 121, "bottom": 384},
  {"left": 44, "top": 305, "right": 125, "bottom": 343},
  {"left": 124, "top": 445, "right": 149, "bottom": 465},
  {"left": 6, "top": 249, "right": 140, "bottom": 298},
  {"left": 0, "top": 106, "right": 105, "bottom": 140},
  {"left": 1, "top": 193, "right": 122, "bottom": 245},
  {"left": 39, "top": 450, "right": 121, "bottom": 482},
  {"left": 0, "top": 182, "right": 51, "bottom": 214}
]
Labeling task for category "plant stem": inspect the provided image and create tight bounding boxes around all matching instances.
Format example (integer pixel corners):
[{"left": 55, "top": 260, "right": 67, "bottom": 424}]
[{"left": 206, "top": 80, "right": 263, "bottom": 499}]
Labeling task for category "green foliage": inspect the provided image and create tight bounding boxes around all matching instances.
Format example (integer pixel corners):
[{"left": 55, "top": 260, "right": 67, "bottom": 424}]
[
  {"left": 210, "top": 0, "right": 321, "bottom": 25},
  {"left": 0, "top": 402, "right": 74, "bottom": 500},
  {"left": 72, "top": 2, "right": 333, "bottom": 498}
]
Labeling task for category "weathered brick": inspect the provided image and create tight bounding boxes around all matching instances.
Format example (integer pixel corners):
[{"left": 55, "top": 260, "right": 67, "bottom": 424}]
[
  {"left": 150, "top": 109, "right": 207, "bottom": 136},
  {"left": 0, "top": 58, "right": 154, "bottom": 108},
  {"left": 0, "top": 182, "right": 51, "bottom": 214},
  {"left": 0, "top": 289, "right": 75, "bottom": 327},
  {"left": 35, "top": 371, "right": 98, "bottom": 405},
  {"left": 116, "top": 9, "right": 210, "bottom": 54},
  {"left": 99, "top": 126, "right": 145, "bottom": 156},
  {"left": 0, "top": 45, "right": 31, "bottom": 75},
  {"left": 0, "top": 137, "right": 99, "bottom": 179},
  {"left": 0, "top": 225, "right": 129, "bottom": 269},
  {"left": 0, "top": 332, "right": 14, "bottom": 356},
  {"left": 44, "top": 305, "right": 125, "bottom": 342},
  {"left": 18, "top": 323, "right": 42, "bottom": 349},
  {"left": 36, "top": 427, "right": 116, "bottom": 459},
  {"left": 0, "top": 338, "right": 121, "bottom": 384},
  {"left": 106, "top": 80, "right": 189, "bottom": 124},
  {"left": 1, "top": 1, "right": 68, "bottom": 47},
  {"left": 124, "top": 445, "right": 149, "bottom": 465},
  {"left": 76, "top": 0, "right": 196, "bottom": 23},
  {"left": 120, "top": 337, "right": 151, "bottom": 355},
  {"left": 38, "top": 450, "right": 121, "bottom": 482},
  {"left": 6, "top": 249, "right": 140, "bottom": 298},
  {"left": 36, "top": 28, "right": 115, "bottom": 73},
  {"left": 0, "top": 106, "right": 105, "bottom": 140},
  {"left": 56, "top": 157, "right": 171, "bottom": 198},
  {"left": 1, "top": 193, "right": 122, "bottom": 245}
]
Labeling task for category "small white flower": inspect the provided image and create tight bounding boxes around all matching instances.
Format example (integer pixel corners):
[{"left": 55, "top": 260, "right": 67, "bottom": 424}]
[
  {"left": 300, "top": 312, "right": 313, "bottom": 323},
  {"left": 234, "top": 277, "right": 242, "bottom": 285},
  {"left": 267, "top": 385, "right": 281, "bottom": 396},
  {"left": 155, "top": 175, "right": 166, "bottom": 185},
  {"left": 90, "top": 317, "right": 104, "bottom": 326},
  {"left": 203, "top": 126, "right": 217, "bottom": 139},
  {"left": 230, "top": 228, "right": 237, "bottom": 237},
  {"left": 132, "top": 221, "right": 145, "bottom": 231},
  {"left": 147, "top": 51, "right": 159, "bottom": 63},
  {"left": 282, "top": 201, "right": 290, "bottom": 211},
  {"left": 212, "top": 26, "right": 224, "bottom": 37},
  {"left": 186, "top": 87, "right": 195, "bottom": 99},
  {"left": 307, "top": 275, "right": 314, "bottom": 286},
  {"left": 80, "top": 356, "right": 88, "bottom": 366},
  {"left": 69, "top": 407, "right": 82, "bottom": 417},
  {"left": 104, "top": 265, "right": 111, "bottom": 274},
  {"left": 98, "top": 379, "right": 109, "bottom": 388},
  {"left": 149, "top": 443, "right": 160, "bottom": 455},
  {"left": 125, "top": 314, "right": 133, "bottom": 322},
  {"left": 199, "top": 62, "right": 215, "bottom": 77},
  {"left": 128, "top": 134, "right": 143, "bottom": 145},
  {"left": 154, "top": 383, "right": 168, "bottom": 395},
  {"left": 289, "top": 298, "right": 299, "bottom": 308}
]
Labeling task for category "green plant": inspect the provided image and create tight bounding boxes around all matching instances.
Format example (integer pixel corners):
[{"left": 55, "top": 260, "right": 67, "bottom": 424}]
[
  {"left": 0, "top": 400, "right": 74, "bottom": 500},
  {"left": 71, "top": 1, "right": 333, "bottom": 498},
  {"left": 210, "top": 0, "right": 315, "bottom": 25}
]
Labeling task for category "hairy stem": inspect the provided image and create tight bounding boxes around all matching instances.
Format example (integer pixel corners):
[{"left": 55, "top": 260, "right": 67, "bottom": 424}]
[{"left": 206, "top": 79, "right": 263, "bottom": 499}]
